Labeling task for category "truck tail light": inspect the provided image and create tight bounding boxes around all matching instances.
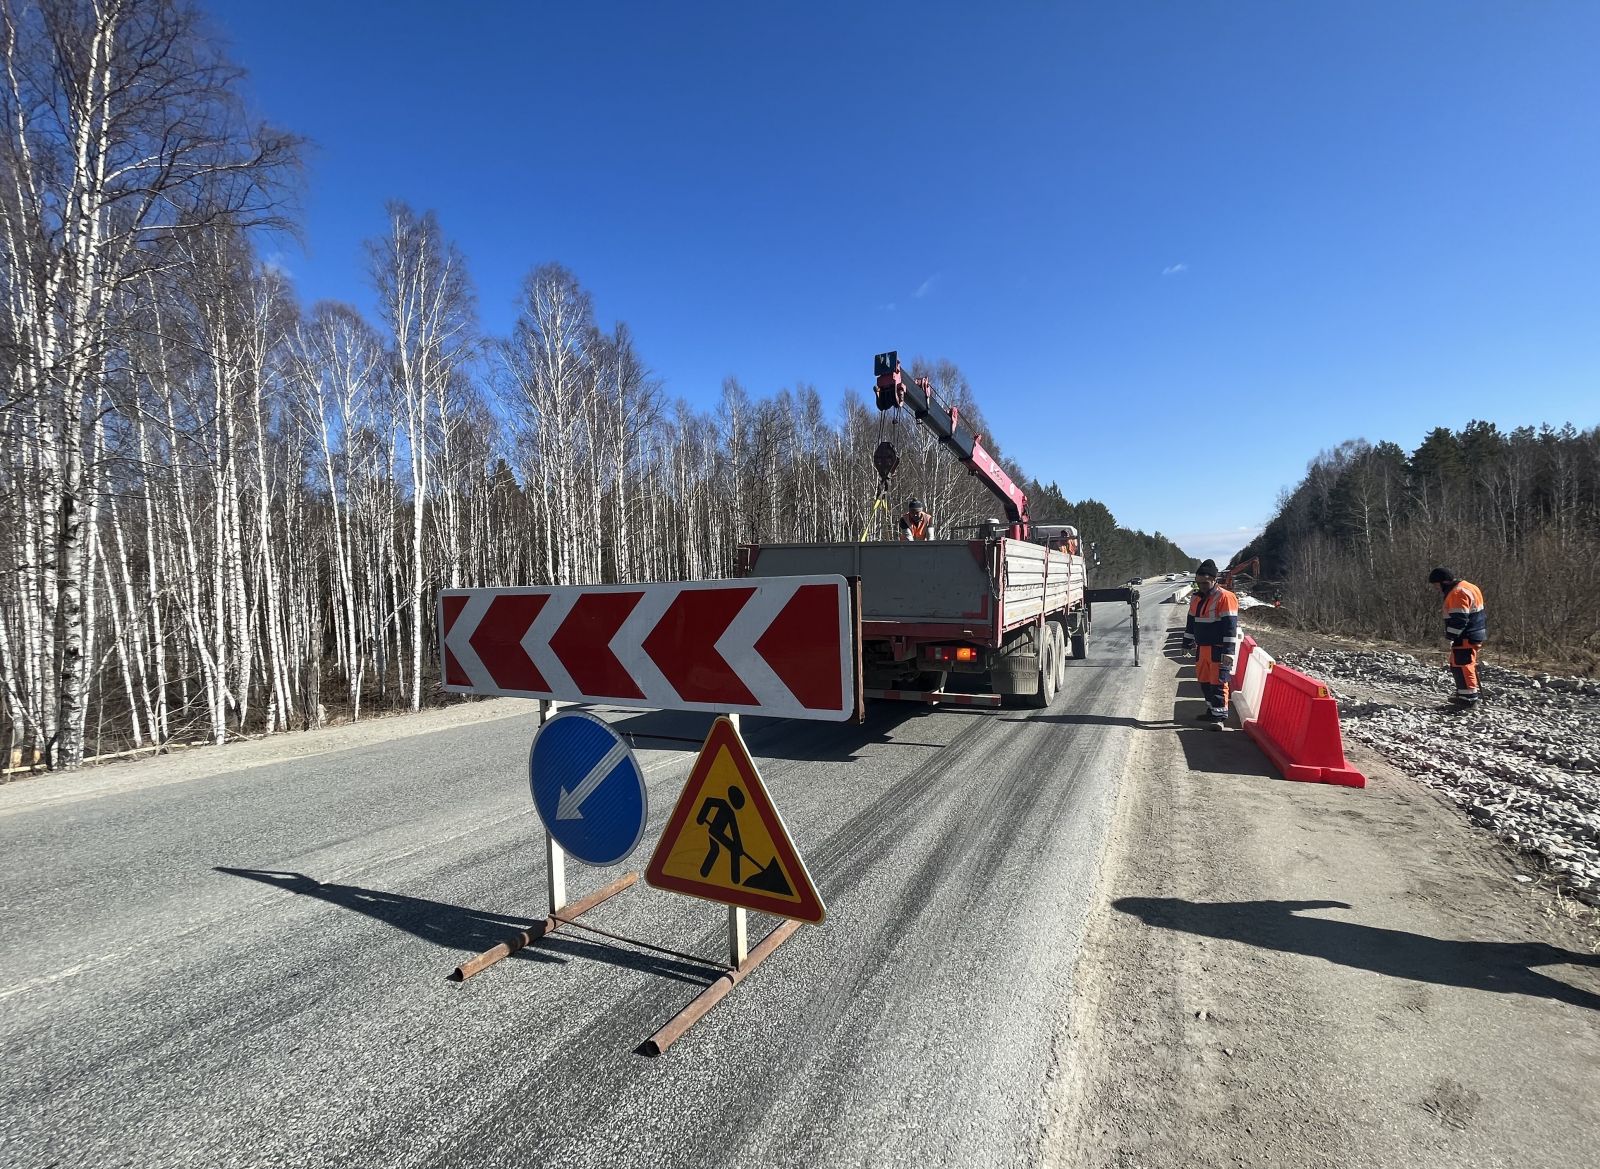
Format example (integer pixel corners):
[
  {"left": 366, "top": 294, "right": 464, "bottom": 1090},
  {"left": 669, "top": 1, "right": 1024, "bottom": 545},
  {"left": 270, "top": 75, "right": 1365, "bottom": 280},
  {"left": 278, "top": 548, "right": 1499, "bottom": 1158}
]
[{"left": 927, "top": 646, "right": 978, "bottom": 663}]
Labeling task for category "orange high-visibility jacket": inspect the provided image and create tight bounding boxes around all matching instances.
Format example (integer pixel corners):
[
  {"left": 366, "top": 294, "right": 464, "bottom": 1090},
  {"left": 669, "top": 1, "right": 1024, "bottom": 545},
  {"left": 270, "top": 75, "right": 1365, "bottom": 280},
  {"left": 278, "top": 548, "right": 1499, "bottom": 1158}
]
[
  {"left": 899, "top": 514, "right": 933, "bottom": 541},
  {"left": 1187, "top": 586, "right": 1241, "bottom": 668},
  {"left": 1442, "top": 580, "right": 1487, "bottom": 644}
]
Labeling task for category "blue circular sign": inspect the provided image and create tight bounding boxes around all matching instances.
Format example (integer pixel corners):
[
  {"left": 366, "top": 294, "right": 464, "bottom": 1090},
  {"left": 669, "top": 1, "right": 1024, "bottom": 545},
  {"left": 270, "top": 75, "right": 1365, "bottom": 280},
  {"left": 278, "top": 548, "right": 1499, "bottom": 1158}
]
[{"left": 529, "top": 711, "right": 648, "bottom": 867}]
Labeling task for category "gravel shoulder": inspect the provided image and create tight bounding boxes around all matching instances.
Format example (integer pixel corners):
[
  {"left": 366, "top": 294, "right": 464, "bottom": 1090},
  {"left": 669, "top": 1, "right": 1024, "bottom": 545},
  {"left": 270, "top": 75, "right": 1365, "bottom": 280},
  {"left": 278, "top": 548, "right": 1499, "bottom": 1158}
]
[
  {"left": 1058, "top": 608, "right": 1600, "bottom": 1169},
  {"left": 1241, "top": 616, "right": 1600, "bottom": 903}
]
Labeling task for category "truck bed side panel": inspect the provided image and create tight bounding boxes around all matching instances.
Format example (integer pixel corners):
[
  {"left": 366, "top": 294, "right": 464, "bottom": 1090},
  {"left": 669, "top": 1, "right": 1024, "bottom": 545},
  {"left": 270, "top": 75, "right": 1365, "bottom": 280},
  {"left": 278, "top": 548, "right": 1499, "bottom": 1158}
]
[
  {"left": 743, "top": 540, "right": 1086, "bottom": 637},
  {"left": 999, "top": 541, "right": 1086, "bottom": 631}
]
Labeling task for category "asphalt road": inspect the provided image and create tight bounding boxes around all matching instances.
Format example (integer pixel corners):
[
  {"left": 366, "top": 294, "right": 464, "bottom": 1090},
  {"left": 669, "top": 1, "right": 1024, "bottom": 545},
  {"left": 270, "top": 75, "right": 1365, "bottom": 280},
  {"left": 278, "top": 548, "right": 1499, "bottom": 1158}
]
[{"left": 0, "top": 584, "right": 1170, "bottom": 1169}]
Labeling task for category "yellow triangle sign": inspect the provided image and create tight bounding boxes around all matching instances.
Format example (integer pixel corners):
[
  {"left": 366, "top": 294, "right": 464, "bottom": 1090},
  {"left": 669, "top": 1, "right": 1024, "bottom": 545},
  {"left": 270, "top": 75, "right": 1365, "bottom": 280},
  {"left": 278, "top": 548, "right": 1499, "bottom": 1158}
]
[{"left": 645, "top": 717, "right": 826, "bottom": 924}]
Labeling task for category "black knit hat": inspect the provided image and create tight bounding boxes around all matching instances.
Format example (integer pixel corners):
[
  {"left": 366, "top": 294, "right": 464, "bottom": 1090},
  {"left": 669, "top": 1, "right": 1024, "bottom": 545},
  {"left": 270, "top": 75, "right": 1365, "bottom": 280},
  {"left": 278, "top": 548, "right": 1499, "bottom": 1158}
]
[
  {"left": 1197, "top": 559, "right": 1218, "bottom": 575},
  {"left": 1427, "top": 567, "right": 1455, "bottom": 585}
]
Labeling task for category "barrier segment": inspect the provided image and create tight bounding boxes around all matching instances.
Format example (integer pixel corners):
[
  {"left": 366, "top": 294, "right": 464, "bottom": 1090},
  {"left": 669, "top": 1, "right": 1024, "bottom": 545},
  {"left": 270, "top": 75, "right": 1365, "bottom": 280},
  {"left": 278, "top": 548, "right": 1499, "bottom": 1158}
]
[
  {"left": 1242, "top": 664, "right": 1366, "bottom": 788},
  {"left": 1231, "top": 636, "right": 1257, "bottom": 704},
  {"left": 1232, "top": 643, "right": 1274, "bottom": 724}
]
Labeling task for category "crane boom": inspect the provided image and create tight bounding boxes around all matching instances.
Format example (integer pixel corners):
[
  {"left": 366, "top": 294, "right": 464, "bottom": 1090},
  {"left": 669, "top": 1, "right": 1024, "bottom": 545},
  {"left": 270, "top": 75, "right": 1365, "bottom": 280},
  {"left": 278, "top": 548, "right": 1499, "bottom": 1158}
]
[
  {"left": 1220, "top": 557, "right": 1260, "bottom": 588},
  {"left": 872, "top": 351, "right": 1031, "bottom": 538}
]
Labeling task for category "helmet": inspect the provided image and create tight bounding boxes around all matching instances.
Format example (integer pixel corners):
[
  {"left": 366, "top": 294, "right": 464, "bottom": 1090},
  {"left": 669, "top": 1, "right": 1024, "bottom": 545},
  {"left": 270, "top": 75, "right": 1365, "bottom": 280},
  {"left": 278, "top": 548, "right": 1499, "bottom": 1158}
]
[
  {"left": 907, "top": 499, "right": 924, "bottom": 512},
  {"left": 1427, "top": 567, "right": 1454, "bottom": 585}
]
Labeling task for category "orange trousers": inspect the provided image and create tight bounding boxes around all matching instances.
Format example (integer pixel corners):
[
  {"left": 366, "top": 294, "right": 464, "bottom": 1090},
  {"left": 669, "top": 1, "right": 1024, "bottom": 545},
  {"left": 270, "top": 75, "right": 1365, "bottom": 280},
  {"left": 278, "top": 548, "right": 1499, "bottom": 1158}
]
[
  {"left": 1450, "top": 642, "right": 1482, "bottom": 702},
  {"left": 1197, "top": 645, "right": 1231, "bottom": 714}
]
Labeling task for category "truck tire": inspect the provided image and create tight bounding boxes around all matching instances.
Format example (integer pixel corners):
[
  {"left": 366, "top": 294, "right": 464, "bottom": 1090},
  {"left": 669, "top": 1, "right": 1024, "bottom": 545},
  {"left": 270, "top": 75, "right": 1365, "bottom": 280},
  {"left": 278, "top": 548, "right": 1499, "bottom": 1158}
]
[
  {"left": 1047, "top": 619, "right": 1068, "bottom": 690},
  {"left": 1028, "top": 627, "right": 1058, "bottom": 709}
]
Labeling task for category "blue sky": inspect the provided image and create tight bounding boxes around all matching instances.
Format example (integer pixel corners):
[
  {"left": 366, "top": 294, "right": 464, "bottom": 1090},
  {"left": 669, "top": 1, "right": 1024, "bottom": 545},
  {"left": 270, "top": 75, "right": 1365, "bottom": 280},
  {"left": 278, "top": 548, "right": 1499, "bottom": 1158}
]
[{"left": 211, "top": 0, "right": 1600, "bottom": 563}]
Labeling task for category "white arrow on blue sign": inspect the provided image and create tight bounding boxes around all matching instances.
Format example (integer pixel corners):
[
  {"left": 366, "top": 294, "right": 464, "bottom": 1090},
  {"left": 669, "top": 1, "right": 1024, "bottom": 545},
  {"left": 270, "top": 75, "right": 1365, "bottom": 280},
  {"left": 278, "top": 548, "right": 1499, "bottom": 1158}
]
[{"left": 529, "top": 711, "right": 648, "bottom": 867}]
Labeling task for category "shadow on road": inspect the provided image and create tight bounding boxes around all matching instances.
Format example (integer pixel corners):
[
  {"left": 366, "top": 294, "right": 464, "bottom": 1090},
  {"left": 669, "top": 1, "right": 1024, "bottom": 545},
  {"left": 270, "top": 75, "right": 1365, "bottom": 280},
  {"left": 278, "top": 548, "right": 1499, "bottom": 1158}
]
[
  {"left": 604, "top": 703, "right": 947, "bottom": 762},
  {"left": 1151, "top": 630, "right": 1281, "bottom": 780},
  {"left": 1113, "top": 896, "right": 1600, "bottom": 1011},
  {"left": 215, "top": 867, "right": 716, "bottom": 986}
]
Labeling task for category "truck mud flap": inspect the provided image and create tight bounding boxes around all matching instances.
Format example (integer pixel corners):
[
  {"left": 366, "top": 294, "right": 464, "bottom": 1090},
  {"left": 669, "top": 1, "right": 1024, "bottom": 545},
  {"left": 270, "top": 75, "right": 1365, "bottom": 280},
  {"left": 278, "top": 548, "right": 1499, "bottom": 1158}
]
[{"left": 864, "top": 687, "right": 1003, "bottom": 708}]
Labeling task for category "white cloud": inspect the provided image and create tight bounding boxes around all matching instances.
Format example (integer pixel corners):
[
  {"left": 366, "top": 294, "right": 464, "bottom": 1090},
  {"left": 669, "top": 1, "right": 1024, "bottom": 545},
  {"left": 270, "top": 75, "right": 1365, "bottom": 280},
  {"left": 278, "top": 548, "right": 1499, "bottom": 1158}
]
[
  {"left": 1162, "top": 263, "right": 1188, "bottom": 277},
  {"left": 262, "top": 251, "right": 294, "bottom": 279},
  {"left": 1171, "top": 525, "right": 1262, "bottom": 563},
  {"left": 913, "top": 273, "right": 940, "bottom": 298}
]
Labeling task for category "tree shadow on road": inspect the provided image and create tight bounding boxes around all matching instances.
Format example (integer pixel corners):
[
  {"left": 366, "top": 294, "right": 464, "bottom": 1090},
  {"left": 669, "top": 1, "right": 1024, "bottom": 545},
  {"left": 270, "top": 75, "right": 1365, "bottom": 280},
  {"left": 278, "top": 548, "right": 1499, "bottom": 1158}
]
[
  {"left": 215, "top": 867, "right": 716, "bottom": 986},
  {"left": 1113, "top": 896, "right": 1600, "bottom": 1010},
  {"left": 603, "top": 704, "right": 946, "bottom": 762}
]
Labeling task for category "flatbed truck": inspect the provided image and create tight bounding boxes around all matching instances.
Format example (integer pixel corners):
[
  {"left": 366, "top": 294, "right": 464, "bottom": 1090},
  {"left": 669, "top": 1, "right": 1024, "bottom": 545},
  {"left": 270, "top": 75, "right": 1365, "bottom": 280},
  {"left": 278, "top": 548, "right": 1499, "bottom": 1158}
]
[{"left": 735, "top": 352, "right": 1137, "bottom": 709}]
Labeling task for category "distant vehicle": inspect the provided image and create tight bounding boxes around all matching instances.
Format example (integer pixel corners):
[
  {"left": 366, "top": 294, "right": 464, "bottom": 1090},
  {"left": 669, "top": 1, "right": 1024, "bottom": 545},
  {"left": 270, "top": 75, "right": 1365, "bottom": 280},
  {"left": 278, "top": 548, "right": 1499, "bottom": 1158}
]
[{"left": 1128, "top": 577, "right": 1142, "bottom": 585}]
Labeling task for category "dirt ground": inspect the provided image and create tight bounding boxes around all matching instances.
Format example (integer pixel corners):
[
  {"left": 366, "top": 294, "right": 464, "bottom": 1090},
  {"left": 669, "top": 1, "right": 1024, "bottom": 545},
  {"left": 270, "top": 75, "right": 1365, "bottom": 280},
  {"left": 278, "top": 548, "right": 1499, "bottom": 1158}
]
[{"left": 1056, "top": 610, "right": 1600, "bottom": 1169}]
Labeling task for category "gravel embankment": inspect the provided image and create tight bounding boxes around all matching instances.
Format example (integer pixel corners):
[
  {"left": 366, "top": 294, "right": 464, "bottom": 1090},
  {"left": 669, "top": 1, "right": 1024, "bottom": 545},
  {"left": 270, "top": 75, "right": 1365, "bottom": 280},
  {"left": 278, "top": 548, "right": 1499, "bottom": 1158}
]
[{"left": 1267, "top": 645, "right": 1600, "bottom": 901}]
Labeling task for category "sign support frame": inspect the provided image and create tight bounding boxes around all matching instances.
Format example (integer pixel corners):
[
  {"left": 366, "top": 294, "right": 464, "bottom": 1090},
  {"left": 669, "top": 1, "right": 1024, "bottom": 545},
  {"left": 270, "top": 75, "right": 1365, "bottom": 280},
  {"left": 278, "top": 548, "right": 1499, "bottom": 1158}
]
[
  {"left": 448, "top": 692, "right": 813, "bottom": 1060},
  {"left": 449, "top": 698, "right": 642, "bottom": 982},
  {"left": 641, "top": 711, "right": 823, "bottom": 1055}
]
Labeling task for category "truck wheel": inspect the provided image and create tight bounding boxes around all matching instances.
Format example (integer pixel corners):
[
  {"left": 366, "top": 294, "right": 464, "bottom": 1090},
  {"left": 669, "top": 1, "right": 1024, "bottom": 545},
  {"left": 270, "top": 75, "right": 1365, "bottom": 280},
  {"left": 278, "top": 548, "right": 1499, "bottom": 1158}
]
[
  {"left": 1028, "top": 629, "right": 1058, "bottom": 709},
  {"left": 1047, "top": 620, "right": 1068, "bottom": 689}
]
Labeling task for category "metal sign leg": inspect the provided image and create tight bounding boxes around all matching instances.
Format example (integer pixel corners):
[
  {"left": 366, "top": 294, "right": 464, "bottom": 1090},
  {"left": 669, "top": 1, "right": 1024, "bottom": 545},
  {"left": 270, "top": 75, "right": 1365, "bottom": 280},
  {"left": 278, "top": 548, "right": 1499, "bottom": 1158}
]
[
  {"left": 541, "top": 700, "right": 567, "bottom": 914},
  {"left": 547, "top": 836, "right": 567, "bottom": 915},
  {"left": 723, "top": 712, "right": 749, "bottom": 966}
]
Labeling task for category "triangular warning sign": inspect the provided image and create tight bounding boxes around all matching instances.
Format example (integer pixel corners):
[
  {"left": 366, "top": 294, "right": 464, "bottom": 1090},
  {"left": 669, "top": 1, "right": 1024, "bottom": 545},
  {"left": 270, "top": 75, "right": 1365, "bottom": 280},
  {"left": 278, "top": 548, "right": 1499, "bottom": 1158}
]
[{"left": 645, "top": 717, "right": 826, "bottom": 923}]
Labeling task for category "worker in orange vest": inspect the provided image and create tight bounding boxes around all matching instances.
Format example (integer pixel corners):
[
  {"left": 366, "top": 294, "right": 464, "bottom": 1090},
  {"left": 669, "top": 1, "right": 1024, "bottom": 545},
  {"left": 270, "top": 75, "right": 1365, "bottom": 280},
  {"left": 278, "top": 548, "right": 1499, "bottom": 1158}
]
[
  {"left": 1428, "top": 567, "right": 1487, "bottom": 708},
  {"left": 1184, "top": 558, "right": 1240, "bottom": 729},
  {"left": 898, "top": 498, "right": 934, "bottom": 541}
]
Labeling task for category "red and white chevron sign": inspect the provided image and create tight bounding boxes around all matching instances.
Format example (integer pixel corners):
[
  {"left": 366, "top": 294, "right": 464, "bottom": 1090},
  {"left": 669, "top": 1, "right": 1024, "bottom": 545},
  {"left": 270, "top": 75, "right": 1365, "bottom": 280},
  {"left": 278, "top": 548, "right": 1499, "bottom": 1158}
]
[{"left": 438, "top": 576, "right": 859, "bottom": 721}]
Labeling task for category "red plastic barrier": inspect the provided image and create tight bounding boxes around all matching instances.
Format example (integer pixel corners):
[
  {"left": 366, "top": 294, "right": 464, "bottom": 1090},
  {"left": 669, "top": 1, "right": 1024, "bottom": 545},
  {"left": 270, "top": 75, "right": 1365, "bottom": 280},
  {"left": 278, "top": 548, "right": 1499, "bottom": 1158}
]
[
  {"left": 1242, "top": 663, "right": 1366, "bottom": 788},
  {"left": 1232, "top": 635, "right": 1256, "bottom": 689}
]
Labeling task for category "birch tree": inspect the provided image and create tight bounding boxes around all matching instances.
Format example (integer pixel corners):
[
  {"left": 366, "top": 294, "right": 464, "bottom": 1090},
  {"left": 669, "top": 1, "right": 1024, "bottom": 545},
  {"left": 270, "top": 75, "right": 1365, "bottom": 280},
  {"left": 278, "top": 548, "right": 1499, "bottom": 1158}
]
[
  {"left": 366, "top": 203, "right": 475, "bottom": 712},
  {"left": 498, "top": 263, "right": 596, "bottom": 587},
  {"left": 0, "top": 0, "right": 296, "bottom": 767}
]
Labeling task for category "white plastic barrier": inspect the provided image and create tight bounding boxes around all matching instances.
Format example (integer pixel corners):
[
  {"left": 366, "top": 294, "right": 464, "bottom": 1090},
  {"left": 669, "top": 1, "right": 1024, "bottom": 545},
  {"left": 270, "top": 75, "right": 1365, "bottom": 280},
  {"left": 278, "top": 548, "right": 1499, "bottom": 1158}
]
[{"left": 1232, "top": 644, "right": 1274, "bottom": 723}]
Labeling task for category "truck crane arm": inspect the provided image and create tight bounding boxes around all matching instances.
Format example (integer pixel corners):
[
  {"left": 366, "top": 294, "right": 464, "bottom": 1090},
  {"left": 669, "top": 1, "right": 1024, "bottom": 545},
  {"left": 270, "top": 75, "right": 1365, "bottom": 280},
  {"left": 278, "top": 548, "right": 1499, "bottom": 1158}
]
[{"left": 873, "top": 351, "right": 1030, "bottom": 538}]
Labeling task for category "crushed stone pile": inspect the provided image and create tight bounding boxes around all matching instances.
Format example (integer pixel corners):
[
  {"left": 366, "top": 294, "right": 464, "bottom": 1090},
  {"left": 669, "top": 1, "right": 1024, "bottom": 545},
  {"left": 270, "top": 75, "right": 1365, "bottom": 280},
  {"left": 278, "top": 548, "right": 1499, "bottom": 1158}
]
[{"left": 1276, "top": 646, "right": 1600, "bottom": 902}]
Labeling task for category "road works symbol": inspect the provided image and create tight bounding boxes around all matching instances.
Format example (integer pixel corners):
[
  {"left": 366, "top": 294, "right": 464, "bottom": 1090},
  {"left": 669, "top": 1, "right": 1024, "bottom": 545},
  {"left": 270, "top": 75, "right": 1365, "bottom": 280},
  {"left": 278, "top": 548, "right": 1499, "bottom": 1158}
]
[
  {"left": 645, "top": 717, "right": 826, "bottom": 923},
  {"left": 529, "top": 711, "right": 647, "bottom": 867}
]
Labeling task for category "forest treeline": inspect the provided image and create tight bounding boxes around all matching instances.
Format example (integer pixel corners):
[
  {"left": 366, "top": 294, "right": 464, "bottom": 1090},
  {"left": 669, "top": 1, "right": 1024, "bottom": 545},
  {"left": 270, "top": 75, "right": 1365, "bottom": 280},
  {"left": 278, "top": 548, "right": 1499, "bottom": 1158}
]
[
  {"left": 1028, "top": 484, "right": 1191, "bottom": 586},
  {"left": 1234, "top": 422, "right": 1600, "bottom": 670},
  {"left": 0, "top": 0, "right": 1185, "bottom": 771}
]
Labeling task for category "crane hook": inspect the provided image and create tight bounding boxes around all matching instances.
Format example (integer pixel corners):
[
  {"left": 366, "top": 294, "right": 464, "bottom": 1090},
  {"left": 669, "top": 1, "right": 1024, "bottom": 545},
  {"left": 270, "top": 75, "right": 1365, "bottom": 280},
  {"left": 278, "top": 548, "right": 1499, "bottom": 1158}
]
[{"left": 872, "top": 440, "right": 900, "bottom": 489}]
